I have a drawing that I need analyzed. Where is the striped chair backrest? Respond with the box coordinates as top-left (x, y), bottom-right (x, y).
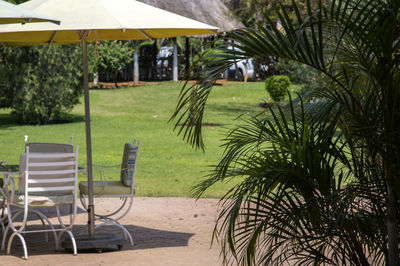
top-left (120, 140), bottom-right (141, 187)
top-left (19, 145), bottom-right (78, 196)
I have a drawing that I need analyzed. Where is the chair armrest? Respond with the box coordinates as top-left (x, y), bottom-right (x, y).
top-left (2, 171), bottom-right (16, 203)
top-left (93, 163), bottom-right (122, 182)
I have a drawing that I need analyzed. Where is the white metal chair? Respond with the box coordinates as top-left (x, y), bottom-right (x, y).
top-left (2, 139), bottom-right (79, 259)
top-left (0, 161), bottom-right (9, 234)
top-left (79, 140), bottom-right (141, 247)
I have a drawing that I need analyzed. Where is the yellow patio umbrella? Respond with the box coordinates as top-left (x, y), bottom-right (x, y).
top-left (0, 0), bottom-right (59, 25)
top-left (0, 0), bottom-right (218, 249)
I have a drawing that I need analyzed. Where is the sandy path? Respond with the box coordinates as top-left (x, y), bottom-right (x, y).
top-left (0, 197), bottom-right (223, 266)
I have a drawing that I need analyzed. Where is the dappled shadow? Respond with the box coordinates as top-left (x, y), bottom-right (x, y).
top-left (0, 113), bottom-right (19, 129)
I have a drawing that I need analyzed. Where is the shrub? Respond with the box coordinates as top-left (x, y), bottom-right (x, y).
top-left (265, 75), bottom-right (291, 102)
top-left (0, 45), bottom-right (83, 124)
top-left (274, 59), bottom-right (321, 93)
top-left (96, 41), bottom-right (133, 83)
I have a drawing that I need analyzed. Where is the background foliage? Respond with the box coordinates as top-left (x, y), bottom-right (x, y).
top-left (274, 59), bottom-right (321, 93)
top-left (0, 45), bottom-right (83, 124)
top-left (95, 41), bottom-right (133, 83)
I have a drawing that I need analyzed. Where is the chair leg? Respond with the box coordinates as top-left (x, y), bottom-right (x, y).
top-left (57, 229), bottom-right (77, 255)
top-left (30, 209), bottom-right (58, 247)
top-left (95, 197), bottom-right (128, 219)
top-left (2, 222), bottom-right (10, 250)
top-left (0, 199), bottom-right (7, 234)
top-left (81, 195), bottom-right (135, 247)
top-left (3, 209), bottom-right (29, 259)
top-left (94, 196), bottom-right (133, 223)
top-left (79, 193), bottom-right (88, 211)
top-left (0, 214), bottom-right (6, 234)
top-left (7, 231), bottom-right (28, 260)
top-left (95, 219), bottom-right (133, 246)
top-left (56, 206), bottom-right (67, 228)
top-left (2, 208), bottom-right (24, 251)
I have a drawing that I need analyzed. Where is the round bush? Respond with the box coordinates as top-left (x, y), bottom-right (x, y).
top-left (265, 75), bottom-right (291, 102)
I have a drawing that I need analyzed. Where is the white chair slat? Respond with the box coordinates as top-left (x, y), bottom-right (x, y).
top-left (28, 177), bottom-right (75, 184)
top-left (28, 169), bottom-right (75, 175)
top-left (29, 153), bottom-right (75, 159)
top-left (27, 186), bottom-right (75, 192)
top-left (29, 161), bottom-right (75, 167)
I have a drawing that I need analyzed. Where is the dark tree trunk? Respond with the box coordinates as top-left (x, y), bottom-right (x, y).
top-left (185, 37), bottom-right (190, 73)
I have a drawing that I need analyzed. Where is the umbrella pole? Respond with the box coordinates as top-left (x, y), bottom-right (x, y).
top-left (81, 34), bottom-right (95, 236)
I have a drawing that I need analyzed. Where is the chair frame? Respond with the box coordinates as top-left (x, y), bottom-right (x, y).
top-left (2, 142), bottom-right (79, 260)
top-left (0, 161), bottom-right (10, 233)
top-left (79, 140), bottom-right (140, 246)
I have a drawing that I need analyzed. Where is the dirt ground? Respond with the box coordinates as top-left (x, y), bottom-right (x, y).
top-left (0, 197), bottom-right (223, 266)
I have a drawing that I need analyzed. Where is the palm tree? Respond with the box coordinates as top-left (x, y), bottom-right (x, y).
top-left (172, 0), bottom-right (400, 265)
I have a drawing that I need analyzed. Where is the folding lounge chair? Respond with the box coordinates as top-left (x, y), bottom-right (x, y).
top-left (79, 140), bottom-right (141, 247)
top-left (2, 137), bottom-right (79, 259)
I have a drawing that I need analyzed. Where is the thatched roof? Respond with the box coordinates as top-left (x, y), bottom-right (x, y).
top-left (138, 0), bottom-right (243, 32)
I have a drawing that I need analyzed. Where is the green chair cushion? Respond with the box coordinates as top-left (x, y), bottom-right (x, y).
top-left (79, 181), bottom-right (131, 196)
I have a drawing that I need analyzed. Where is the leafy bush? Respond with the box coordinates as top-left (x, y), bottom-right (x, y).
top-left (274, 59), bottom-right (321, 93)
top-left (0, 45), bottom-right (83, 124)
top-left (264, 75), bottom-right (291, 101)
top-left (96, 41), bottom-right (133, 83)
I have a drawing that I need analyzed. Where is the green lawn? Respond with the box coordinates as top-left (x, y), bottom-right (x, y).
top-left (0, 81), bottom-right (301, 198)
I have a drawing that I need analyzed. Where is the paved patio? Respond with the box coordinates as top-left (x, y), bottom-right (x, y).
top-left (0, 197), bottom-right (222, 266)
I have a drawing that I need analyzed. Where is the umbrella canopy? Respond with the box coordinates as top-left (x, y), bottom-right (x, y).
top-left (0, 0), bottom-right (59, 25)
top-left (0, 0), bottom-right (218, 45)
top-left (0, 0), bottom-right (218, 240)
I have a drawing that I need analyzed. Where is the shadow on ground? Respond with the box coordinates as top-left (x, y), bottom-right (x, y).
top-left (0, 113), bottom-right (85, 130)
top-left (1, 223), bottom-right (194, 258)
top-left (205, 102), bottom-right (262, 114)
